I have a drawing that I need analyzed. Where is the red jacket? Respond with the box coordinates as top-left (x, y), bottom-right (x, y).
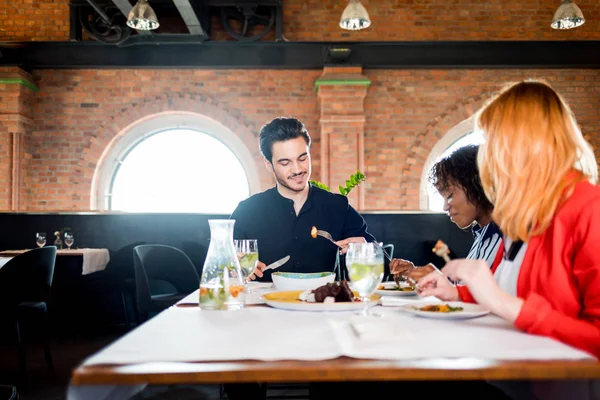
top-left (460, 179), bottom-right (600, 358)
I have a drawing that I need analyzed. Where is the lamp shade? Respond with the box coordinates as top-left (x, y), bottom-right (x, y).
top-left (127, 0), bottom-right (159, 31)
top-left (551, 0), bottom-right (585, 30)
top-left (339, 0), bottom-right (371, 31)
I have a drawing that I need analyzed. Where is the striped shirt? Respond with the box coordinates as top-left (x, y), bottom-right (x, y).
top-left (466, 221), bottom-right (503, 268)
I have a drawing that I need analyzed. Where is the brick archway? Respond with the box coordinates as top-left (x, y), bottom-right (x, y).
top-left (78, 93), bottom-right (265, 209)
top-left (399, 92), bottom-right (491, 209)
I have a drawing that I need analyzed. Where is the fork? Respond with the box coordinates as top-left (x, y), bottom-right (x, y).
top-left (316, 229), bottom-right (392, 261)
top-left (315, 229), bottom-right (342, 248)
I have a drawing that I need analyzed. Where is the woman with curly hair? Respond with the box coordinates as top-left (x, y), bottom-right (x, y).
top-left (391, 144), bottom-right (504, 301)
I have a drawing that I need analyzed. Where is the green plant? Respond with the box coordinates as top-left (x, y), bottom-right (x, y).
top-left (310, 180), bottom-right (331, 192)
top-left (310, 170), bottom-right (366, 197)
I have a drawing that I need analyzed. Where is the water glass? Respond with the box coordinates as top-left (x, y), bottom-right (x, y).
top-left (234, 239), bottom-right (259, 291)
top-left (346, 242), bottom-right (384, 316)
top-left (36, 232), bottom-right (46, 248)
top-left (64, 232), bottom-right (74, 250)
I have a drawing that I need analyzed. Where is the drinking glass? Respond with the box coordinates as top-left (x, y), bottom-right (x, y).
top-left (64, 232), bottom-right (74, 250)
top-left (234, 239), bottom-right (259, 292)
top-left (346, 242), bottom-right (384, 316)
top-left (36, 232), bottom-right (46, 248)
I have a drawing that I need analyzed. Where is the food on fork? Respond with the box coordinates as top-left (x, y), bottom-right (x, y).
top-left (432, 239), bottom-right (451, 263)
top-left (298, 281), bottom-right (355, 303)
top-left (310, 226), bottom-right (318, 239)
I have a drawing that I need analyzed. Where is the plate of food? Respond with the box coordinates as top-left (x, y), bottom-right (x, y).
top-left (398, 302), bottom-right (490, 319)
top-left (375, 281), bottom-right (417, 297)
top-left (263, 281), bottom-right (381, 312)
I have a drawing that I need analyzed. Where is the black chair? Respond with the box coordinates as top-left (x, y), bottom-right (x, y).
top-left (82, 242), bottom-right (146, 329)
top-left (133, 245), bottom-right (200, 323)
top-left (0, 385), bottom-right (18, 400)
top-left (0, 246), bottom-right (57, 376)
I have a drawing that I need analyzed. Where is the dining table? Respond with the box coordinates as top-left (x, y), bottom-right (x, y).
top-left (0, 248), bottom-right (110, 275)
top-left (68, 283), bottom-right (600, 400)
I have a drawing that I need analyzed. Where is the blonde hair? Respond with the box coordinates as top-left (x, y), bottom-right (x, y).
top-left (476, 80), bottom-right (598, 242)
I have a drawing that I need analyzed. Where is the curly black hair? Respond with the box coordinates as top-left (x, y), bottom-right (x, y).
top-left (428, 144), bottom-right (493, 212)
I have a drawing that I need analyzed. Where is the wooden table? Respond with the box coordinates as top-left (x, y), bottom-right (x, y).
top-left (0, 249), bottom-right (88, 257)
top-left (71, 295), bottom-right (600, 386)
top-left (71, 357), bottom-right (600, 386)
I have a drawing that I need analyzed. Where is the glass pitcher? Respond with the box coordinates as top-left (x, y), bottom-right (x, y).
top-left (199, 219), bottom-right (245, 310)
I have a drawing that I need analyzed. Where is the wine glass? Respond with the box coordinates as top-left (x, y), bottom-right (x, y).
top-left (234, 239), bottom-right (259, 292)
top-left (346, 242), bottom-right (384, 316)
top-left (64, 232), bottom-right (74, 250)
top-left (36, 232), bottom-right (46, 248)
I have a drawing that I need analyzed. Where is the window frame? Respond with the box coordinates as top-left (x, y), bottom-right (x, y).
top-left (91, 112), bottom-right (261, 211)
top-left (419, 115), bottom-right (477, 210)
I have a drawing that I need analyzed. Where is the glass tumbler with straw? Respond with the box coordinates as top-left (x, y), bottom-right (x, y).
top-left (346, 242), bottom-right (384, 316)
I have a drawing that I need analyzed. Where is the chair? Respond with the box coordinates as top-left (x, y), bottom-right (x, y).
top-left (0, 246), bottom-right (57, 376)
top-left (83, 242), bottom-right (146, 329)
top-left (0, 385), bottom-right (18, 400)
top-left (133, 245), bottom-right (200, 323)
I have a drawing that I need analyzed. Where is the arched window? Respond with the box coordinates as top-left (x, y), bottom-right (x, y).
top-left (109, 129), bottom-right (249, 212)
top-left (419, 115), bottom-right (485, 211)
top-left (427, 131), bottom-right (485, 211)
top-left (92, 112), bottom-right (261, 213)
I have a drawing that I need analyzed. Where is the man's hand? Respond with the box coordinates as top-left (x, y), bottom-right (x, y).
top-left (335, 237), bottom-right (367, 254)
top-left (247, 261), bottom-right (266, 281)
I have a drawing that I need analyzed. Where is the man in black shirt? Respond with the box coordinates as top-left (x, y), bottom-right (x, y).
top-left (225, 117), bottom-right (376, 400)
top-left (230, 117), bottom-right (376, 281)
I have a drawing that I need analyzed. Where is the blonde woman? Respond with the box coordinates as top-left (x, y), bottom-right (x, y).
top-left (418, 80), bottom-right (600, 361)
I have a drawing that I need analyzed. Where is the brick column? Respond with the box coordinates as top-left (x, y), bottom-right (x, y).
top-left (0, 68), bottom-right (38, 210)
top-left (315, 67), bottom-right (370, 210)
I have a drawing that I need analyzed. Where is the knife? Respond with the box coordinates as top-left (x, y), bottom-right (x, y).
top-left (263, 255), bottom-right (290, 272)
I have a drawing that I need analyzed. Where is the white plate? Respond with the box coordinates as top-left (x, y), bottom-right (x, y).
top-left (398, 301), bottom-right (490, 319)
top-left (246, 281), bottom-right (274, 290)
top-left (263, 291), bottom-right (381, 312)
top-left (375, 281), bottom-right (417, 297)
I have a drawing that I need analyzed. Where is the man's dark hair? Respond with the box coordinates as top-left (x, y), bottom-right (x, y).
top-left (428, 144), bottom-right (493, 212)
top-left (259, 117), bottom-right (311, 163)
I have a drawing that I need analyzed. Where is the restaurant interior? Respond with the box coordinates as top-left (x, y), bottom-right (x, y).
top-left (0, 0), bottom-right (599, 399)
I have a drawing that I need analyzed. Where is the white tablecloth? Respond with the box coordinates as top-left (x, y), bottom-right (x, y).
top-left (0, 257), bottom-right (12, 270)
top-left (0, 248), bottom-right (109, 275)
top-left (81, 297), bottom-right (593, 366)
top-left (70, 290), bottom-right (598, 400)
top-left (70, 248), bottom-right (110, 275)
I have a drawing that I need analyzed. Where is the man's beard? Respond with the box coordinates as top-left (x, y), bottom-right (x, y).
top-left (274, 170), bottom-right (309, 193)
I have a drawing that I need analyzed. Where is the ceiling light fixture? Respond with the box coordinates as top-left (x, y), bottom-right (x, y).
top-left (340, 0), bottom-right (371, 31)
top-left (127, 0), bottom-right (160, 31)
top-left (551, 0), bottom-right (585, 30)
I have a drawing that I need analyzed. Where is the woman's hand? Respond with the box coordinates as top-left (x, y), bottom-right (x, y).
top-left (407, 263), bottom-right (436, 282)
top-left (390, 259), bottom-right (437, 283)
top-left (417, 270), bottom-right (460, 301)
top-left (430, 259), bottom-right (524, 321)
top-left (389, 258), bottom-right (415, 277)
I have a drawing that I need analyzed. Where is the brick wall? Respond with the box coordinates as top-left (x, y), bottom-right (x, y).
top-left (1, 0), bottom-right (599, 42)
top-left (6, 68), bottom-right (596, 211)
